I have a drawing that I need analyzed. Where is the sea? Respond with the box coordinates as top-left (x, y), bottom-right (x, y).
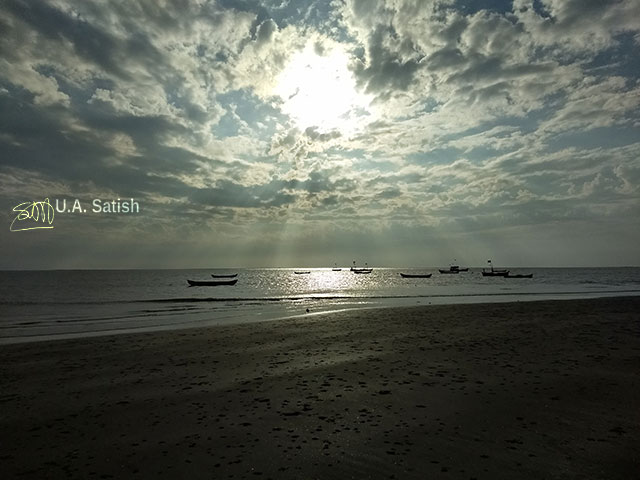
top-left (1, 267), bottom-right (639, 344)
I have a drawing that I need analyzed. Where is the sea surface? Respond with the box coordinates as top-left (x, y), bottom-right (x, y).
top-left (1, 267), bottom-right (639, 344)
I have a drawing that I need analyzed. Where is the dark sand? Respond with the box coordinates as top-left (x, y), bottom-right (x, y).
top-left (1, 297), bottom-right (639, 479)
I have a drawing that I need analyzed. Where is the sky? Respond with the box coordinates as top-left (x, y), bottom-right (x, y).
top-left (1, 0), bottom-right (639, 269)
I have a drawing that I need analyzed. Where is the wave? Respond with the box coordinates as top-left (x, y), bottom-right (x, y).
top-left (3, 288), bottom-right (640, 307)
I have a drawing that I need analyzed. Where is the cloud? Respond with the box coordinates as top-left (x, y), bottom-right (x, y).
top-left (512, 0), bottom-right (640, 54)
top-left (537, 76), bottom-right (640, 134)
top-left (256, 18), bottom-right (279, 47)
top-left (351, 24), bottom-right (422, 96)
top-left (304, 126), bottom-right (341, 142)
top-left (1, 0), bottom-right (639, 267)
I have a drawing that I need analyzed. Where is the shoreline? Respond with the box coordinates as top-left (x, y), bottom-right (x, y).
top-left (1, 296), bottom-right (639, 479)
top-left (2, 289), bottom-right (639, 345)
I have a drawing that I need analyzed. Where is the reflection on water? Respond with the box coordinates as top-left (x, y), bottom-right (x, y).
top-left (290, 268), bottom-right (374, 294)
top-left (1, 267), bottom-right (639, 343)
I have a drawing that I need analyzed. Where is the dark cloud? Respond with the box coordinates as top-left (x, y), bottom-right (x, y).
top-left (353, 25), bottom-right (422, 96)
top-left (0, 84), bottom-right (230, 204)
top-left (513, 0), bottom-right (640, 53)
top-left (3, 0), bottom-right (129, 79)
top-left (295, 170), bottom-right (355, 194)
top-left (190, 179), bottom-right (295, 208)
top-left (427, 47), bottom-right (466, 70)
top-left (375, 187), bottom-right (403, 200)
top-left (187, 169), bottom-right (356, 210)
top-left (256, 18), bottom-right (278, 46)
top-left (304, 127), bottom-right (341, 142)
top-left (437, 12), bottom-right (469, 45)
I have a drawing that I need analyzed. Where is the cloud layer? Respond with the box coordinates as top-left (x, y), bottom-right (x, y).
top-left (1, 0), bottom-right (639, 267)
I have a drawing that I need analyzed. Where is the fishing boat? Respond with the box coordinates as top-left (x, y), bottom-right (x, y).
top-left (438, 268), bottom-right (459, 274)
top-left (350, 261), bottom-right (372, 273)
top-left (439, 261), bottom-right (467, 274)
top-left (187, 279), bottom-right (238, 286)
top-left (332, 263), bottom-right (342, 271)
top-left (482, 267), bottom-right (509, 276)
top-left (505, 273), bottom-right (533, 279)
top-left (400, 273), bottom-right (432, 278)
top-left (294, 271), bottom-right (311, 274)
top-left (482, 260), bottom-right (509, 277)
top-left (482, 270), bottom-right (509, 277)
top-left (211, 273), bottom-right (238, 278)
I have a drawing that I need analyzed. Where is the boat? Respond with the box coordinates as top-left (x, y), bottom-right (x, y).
top-left (350, 261), bottom-right (372, 273)
top-left (332, 263), bottom-right (342, 271)
top-left (353, 269), bottom-right (372, 274)
top-left (482, 270), bottom-right (509, 277)
top-left (400, 273), bottom-right (432, 278)
top-left (482, 260), bottom-right (509, 277)
top-left (211, 273), bottom-right (238, 278)
top-left (439, 261), bottom-right (467, 274)
top-left (505, 273), bottom-right (533, 279)
top-left (294, 271), bottom-right (311, 274)
top-left (187, 279), bottom-right (238, 286)
top-left (438, 268), bottom-right (459, 274)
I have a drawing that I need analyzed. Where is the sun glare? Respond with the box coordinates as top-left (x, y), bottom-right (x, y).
top-left (274, 45), bottom-right (372, 134)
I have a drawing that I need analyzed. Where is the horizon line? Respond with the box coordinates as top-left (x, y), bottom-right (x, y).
top-left (1, 265), bottom-right (638, 272)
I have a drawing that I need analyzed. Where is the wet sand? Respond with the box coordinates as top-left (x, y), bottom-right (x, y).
top-left (1, 296), bottom-right (639, 479)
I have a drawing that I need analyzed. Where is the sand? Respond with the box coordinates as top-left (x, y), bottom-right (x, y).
top-left (1, 296), bottom-right (639, 479)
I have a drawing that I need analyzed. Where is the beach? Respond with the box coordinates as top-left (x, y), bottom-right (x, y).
top-left (1, 296), bottom-right (638, 479)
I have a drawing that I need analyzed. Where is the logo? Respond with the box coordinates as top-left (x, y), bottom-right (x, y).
top-left (10, 198), bottom-right (55, 232)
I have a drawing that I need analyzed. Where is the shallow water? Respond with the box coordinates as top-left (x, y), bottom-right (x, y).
top-left (1, 267), bottom-right (639, 343)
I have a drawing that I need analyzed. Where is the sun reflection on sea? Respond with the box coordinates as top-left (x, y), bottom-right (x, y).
top-left (288, 268), bottom-right (368, 296)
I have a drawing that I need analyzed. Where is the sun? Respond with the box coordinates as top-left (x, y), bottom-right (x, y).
top-left (274, 44), bottom-right (373, 134)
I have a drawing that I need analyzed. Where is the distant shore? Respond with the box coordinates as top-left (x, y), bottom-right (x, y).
top-left (1, 297), bottom-right (639, 479)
